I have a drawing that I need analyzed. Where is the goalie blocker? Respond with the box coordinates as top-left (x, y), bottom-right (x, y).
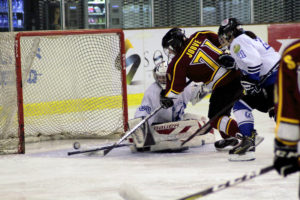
top-left (127, 114), bottom-right (215, 152)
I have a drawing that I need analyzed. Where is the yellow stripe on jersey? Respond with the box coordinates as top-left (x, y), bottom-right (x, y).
top-left (279, 117), bottom-right (300, 124)
top-left (211, 70), bottom-right (231, 90)
top-left (202, 39), bottom-right (223, 55)
top-left (226, 118), bottom-right (233, 135)
top-left (171, 90), bottom-right (181, 94)
top-left (276, 138), bottom-right (298, 146)
top-left (283, 42), bottom-right (300, 55)
top-left (275, 58), bottom-right (284, 135)
top-left (217, 117), bottom-right (222, 132)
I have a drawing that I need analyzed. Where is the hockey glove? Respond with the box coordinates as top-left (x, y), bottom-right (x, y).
top-left (218, 54), bottom-right (236, 70)
top-left (160, 90), bottom-right (174, 109)
top-left (274, 139), bottom-right (300, 177)
top-left (240, 76), bottom-right (261, 95)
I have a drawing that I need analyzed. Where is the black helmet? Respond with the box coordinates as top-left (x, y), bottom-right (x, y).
top-left (162, 28), bottom-right (186, 56)
top-left (218, 18), bottom-right (243, 44)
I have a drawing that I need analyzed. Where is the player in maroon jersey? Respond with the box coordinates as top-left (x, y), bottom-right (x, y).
top-left (273, 39), bottom-right (300, 177)
top-left (160, 28), bottom-right (244, 153)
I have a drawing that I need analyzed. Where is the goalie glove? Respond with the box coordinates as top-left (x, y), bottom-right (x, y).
top-left (240, 76), bottom-right (261, 95)
top-left (218, 54), bottom-right (236, 70)
top-left (160, 90), bottom-right (174, 109)
top-left (273, 139), bottom-right (300, 177)
top-left (191, 82), bottom-right (210, 105)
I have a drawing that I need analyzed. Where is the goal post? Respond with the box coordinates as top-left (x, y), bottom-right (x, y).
top-left (0, 29), bottom-right (128, 154)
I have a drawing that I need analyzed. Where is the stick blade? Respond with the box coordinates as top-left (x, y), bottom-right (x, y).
top-left (103, 143), bottom-right (116, 156)
top-left (103, 148), bottom-right (111, 156)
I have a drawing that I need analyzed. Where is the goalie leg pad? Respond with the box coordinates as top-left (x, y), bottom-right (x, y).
top-left (183, 113), bottom-right (214, 136)
top-left (128, 116), bottom-right (216, 152)
top-left (127, 118), bottom-right (155, 152)
top-left (151, 119), bottom-right (215, 151)
top-left (127, 118), bottom-right (145, 147)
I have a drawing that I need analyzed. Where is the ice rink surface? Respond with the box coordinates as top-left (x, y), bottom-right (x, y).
top-left (0, 98), bottom-right (298, 200)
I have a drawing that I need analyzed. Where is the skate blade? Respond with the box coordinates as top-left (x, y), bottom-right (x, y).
top-left (255, 136), bottom-right (264, 146)
top-left (228, 152), bottom-right (255, 161)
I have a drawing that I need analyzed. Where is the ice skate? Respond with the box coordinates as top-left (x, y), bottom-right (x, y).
top-left (214, 137), bottom-right (239, 151)
top-left (228, 131), bottom-right (256, 161)
top-left (236, 131), bottom-right (264, 148)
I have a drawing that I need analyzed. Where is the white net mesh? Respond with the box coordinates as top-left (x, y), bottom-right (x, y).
top-left (0, 30), bottom-right (127, 154)
top-left (0, 33), bottom-right (19, 154)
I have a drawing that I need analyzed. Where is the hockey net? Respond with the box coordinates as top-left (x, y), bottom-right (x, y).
top-left (0, 29), bottom-right (128, 154)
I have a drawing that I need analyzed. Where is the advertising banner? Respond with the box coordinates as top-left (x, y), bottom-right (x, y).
top-left (268, 23), bottom-right (300, 54)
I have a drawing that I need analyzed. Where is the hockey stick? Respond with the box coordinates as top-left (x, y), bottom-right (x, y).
top-left (181, 91), bottom-right (243, 146)
top-left (177, 165), bottom-right (274, 200)
top-left (67, 143), bottom-right (132, 156)
top-left (103, 105), bottom-right (163, 156)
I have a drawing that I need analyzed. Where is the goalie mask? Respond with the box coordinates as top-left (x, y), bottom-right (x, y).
top-left (153, 61), bottom-right (168, 89)
top-left (162, 28), bottom-right (187, 60)
top-left (218, 18), bottom-right (243, 46)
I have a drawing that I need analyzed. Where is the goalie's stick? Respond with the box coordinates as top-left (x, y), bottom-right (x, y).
top-left (67, 143), bottom-right (132, 156)
top-left (177, 165), bottom-right (274, 200)
top-left (103, 105), bottom-right (163, 156)
top-left (181, 91), bottom-right (243, 146)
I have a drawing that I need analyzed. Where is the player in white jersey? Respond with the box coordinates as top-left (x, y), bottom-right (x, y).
top-left (128, 61), bottom-right (215, 152)
top-left (218, 18), bottom-right (280, 161)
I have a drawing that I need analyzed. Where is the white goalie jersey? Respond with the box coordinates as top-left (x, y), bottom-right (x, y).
top-left (129, 82), bottom-right (214, 152)
top-left (134, 82), bottom-right (203, 125)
